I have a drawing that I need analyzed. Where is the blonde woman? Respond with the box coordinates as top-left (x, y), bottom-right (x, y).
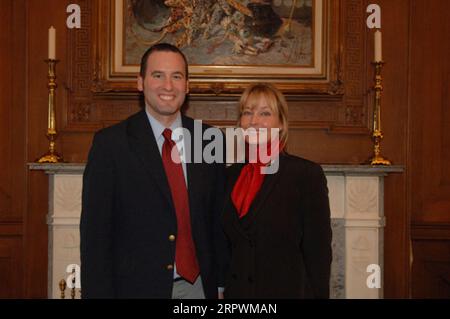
top-left (222, 83), bottom-right (332, 298)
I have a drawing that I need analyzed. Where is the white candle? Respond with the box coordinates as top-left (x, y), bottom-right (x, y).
top-left (48, 26), bottom-right (56, 60)
top-left (374, 29), bottom-right (382, 62)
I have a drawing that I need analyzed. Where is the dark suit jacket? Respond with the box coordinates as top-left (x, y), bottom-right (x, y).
top-left (222, 153), bottom-right (332, 298)
top-left (80, 110), bottom-right (228, 298)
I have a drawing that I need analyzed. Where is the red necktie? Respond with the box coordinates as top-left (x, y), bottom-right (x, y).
top-left (161, 128), bottom-right (199, 283)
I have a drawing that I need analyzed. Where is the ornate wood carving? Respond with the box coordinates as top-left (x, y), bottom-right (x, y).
top-left (341, 0), bottom-right (368, 128)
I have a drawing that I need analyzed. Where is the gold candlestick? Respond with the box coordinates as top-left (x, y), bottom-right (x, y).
top-left (368, 61), bottom-right (391, 165)
top-left (37, 59), bottom-right (63, 163)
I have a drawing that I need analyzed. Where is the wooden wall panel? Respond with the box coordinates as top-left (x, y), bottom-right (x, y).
top-left (411, 241), bottom-right (450, 298)
top-left (23, 172), bottom-right (48, 298)
top-left (0, 0), bottom-right (14, 221)
top-left (409, 0), bottom-right (450, 224)
top-left (411, 224), bottom-right (450, 298)
top-left (0, 231), bottom-right (23, 298)
top-left (0, 0), bottom-right (26, 298)
top-left (408, 0), bottom-right (450, 298)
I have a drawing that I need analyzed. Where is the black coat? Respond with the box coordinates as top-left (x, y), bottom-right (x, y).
top-left (80, 110), bottom-right (228, 298)
top-left (222, 153), bottom-right (332, 298)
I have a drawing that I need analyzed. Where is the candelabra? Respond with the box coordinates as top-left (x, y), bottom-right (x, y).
top-left (37, 59), bottom-right (64, 163)
top-left (368, 61), bottom-right (391, 165)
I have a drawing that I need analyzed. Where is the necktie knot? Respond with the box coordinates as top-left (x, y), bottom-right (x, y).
top-left (162, 128), bottom-right (173, 142)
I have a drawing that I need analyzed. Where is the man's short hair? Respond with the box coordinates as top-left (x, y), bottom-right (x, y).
top-left (139, 43), bottom-right (189, 79)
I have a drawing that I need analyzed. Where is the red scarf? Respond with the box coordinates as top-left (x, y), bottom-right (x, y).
top-left (231, 140), bottom-right (282, 218)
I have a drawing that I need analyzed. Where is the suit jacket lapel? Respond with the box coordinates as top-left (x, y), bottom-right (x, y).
top-left (126, 110), bottom-right (174, 209)
top-left (246, 162), bottom-right (283, 220)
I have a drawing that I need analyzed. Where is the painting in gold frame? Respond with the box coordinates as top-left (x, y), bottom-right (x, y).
top-left (93, 0), bottom-right (342, 95)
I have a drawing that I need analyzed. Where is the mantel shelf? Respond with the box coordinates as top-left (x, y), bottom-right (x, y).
top-left (29, 162), bottom-right (404, 175)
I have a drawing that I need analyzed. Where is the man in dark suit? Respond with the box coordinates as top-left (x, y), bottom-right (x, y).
top-left (80, 43), bottom-right (227, 298)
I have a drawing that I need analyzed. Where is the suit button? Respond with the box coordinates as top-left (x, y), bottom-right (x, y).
top-left (169, 235), bottom-right (176, 242)
top-left (166, 264), bottom-right (174, 270)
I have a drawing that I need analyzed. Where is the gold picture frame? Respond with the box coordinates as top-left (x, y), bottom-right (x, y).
top-left (92, 0), bottom-right (342, 95)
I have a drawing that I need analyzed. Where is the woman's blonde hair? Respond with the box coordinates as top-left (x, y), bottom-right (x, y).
top-left (238, 83), bottom-right (289, 148)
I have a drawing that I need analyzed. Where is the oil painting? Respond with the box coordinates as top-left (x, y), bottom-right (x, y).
top-left (125, 0), bottom-right (315, 66)
top-left (113, 0), bottom-right (326, 78)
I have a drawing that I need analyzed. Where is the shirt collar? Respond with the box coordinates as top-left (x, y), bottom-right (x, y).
top-left (145, 108), bottom-right (182, 141)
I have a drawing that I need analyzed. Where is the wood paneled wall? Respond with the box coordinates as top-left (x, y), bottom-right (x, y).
top-left (0, 0), bottom-right (448, 298)
top-left (0, 0), bottom-right (26, 298)
top-left (408, 0), bottom-right (450, 298)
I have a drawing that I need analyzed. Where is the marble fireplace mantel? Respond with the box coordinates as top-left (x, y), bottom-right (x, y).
top-left (29, 163), bottom-right (403, 299)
